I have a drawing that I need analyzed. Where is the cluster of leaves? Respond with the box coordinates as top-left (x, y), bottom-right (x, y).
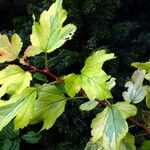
top-left (0, 0), bottom-right (149, 149)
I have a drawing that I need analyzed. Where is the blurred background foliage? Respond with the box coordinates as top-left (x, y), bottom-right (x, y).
top-left (0, 0), bottom-right (150, 149)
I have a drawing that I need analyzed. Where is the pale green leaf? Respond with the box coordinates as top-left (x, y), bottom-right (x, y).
top-left (146, 86), bottom-right (150, 108)
top-left (123, 70), bottom-right (147, 103)
top-left (30, 84), bottom-right (67, 130)
top-left (0, 65), bottom-right (32, 98)
top-left (0, 87), bottom-right (37, 131)
top-left (63, 73), bottom-right (81, 98)
top-left (91, 102), bottom-right (137, 150)
top-left (80, 101), bottom-right (99, 111)
top-left (25, 0), bottom-right (77, 57)
top-left (0, 34), bottom-right (22, 63)
top-left (64, 50), bottom-right (115, 100)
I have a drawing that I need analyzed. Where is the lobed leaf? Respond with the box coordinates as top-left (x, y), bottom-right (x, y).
top-left (0, 34), bottom-right (22, 63)
top-left (0, 65), bottom-right (32, 98)
top-left (24, 0), bottom-right (77, 58)
top-left (64, 50), bottom-right (115, 100)
top-left (91, 102), bottom-right (137, 150)
top-left (30, 84), bottom-right (67, 130)
top-left (0, 87), bottom-right (37, 131)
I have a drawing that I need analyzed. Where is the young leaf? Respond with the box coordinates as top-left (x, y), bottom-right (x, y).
top-left (80, 101), bottom-right (99, 111)
top-left (91, 102), bottom-right (137, 150)
top-left (122, 70), bottom-right (147, 103)
top-left (30, 84), bottom-right (67, 130)
top-left (0, 65), bottom-right (32, 98)
top-left (0, 34), bottom-right (22, 63)
top-left (0, 87), bottom-right (37, 131)
top-left (64, 50), bottom-right (115, 100)
top-left (25, 0), bottom-right (77, 57)
top-left (21, 131), bottom-right (42, 144)
top-left (132, 61), bottom-right (150, 81)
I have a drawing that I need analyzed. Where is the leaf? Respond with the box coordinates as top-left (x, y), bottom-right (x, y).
top-left (63, 73), bottom-right (81, 98)
top-left (0, 87), bottom-right (37, 131)
top-left (0, 65), bottom-right (32, 98)
top-left (146, 86), bottom-right (150, 108)
top-left (119, 133), bottom-right (136, 150)
top-left (21, 131), bottom-right (42, 144)
top-left (80, 101), bottom-right (99, 111)
top-left (33, 72), bottom-right (48, 82)
top-left (132, 62), bottom-right (150, 72)
top-left (30, 84), bottom-right (67, 130)
top-left (85, 133), bottom-right (136, 150)
top-left (25, 0), bottom-right (77, 57)
top-left (132, 61), bottom-right (150, 81)
top-left (91, 102), bottom-right (137, 150)
top-left (139, 140), bottom-right (150, 150)
top-left (0, 34), bottom-right (22, 63)
top-left (64, 50), bottom-right (115, 100)
top-left (122, 70), bottom-right (147, 103)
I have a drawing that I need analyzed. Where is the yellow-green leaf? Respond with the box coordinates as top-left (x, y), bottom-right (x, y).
top-left (64, 50), bottom-right (115, 100)
top-left (30, 84), bottom-right (67, 130)
top-left (146, 86), bottom-right (150, 108)
top-left (0, 87), bottom-right (37, 131)
top-left (64, 73), bottom-right (81, 98)
top-left (25, 0), bottom-right (77, 57)
top-left (91, 102), bottom-right (137, 150)
top-left (0, 65), bottom-right (32, 98)
top-left (0, 34), bottom-right (22, 63)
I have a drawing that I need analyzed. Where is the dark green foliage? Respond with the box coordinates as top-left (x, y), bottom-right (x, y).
top-left (0, 0), bottom-right (150, 149)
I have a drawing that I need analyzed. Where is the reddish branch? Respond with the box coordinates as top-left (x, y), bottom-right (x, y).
top-left (95, 98), bottom-right (150, 134)
top-left (24, 60), bottom-right (64, 82)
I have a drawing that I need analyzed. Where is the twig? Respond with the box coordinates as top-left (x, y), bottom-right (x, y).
top-left (24, 60), bottom-right (64, 82)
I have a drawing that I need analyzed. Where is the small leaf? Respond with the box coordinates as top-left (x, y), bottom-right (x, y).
top-left (64, 73), bottom-right (81, 98)
top-left (25, 0), bottom-right (77, 57)
top-left (0, 34), bottom-right (22, 63)
top-left (123, 70), bottom-right (147, 103)
top-left (21, 131), bottom-right (42, 144)
top-left (80, 101), bottom-right (99, 111)
top-left (33, 72), bottom-right (48, 82)
top-left (0, 87), bottom-right (37, 131)
top-left (132, 62), bottom-right (150, 72)
top-left (0, 65), bottom-right (32, 98)
top-left (91, 102), bottom-right (137, 150)
top-left (30, 84), bottom-right (67, 130)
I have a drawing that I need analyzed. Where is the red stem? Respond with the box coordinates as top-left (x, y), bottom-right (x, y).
top-left (95, 98), bottom-right (150, 134)
top-left (25, 60), bottom-right (64, 82)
